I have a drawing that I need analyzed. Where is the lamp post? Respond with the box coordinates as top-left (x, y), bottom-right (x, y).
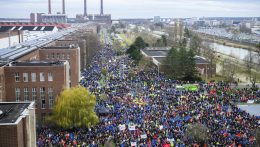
top-left (157, 65), bottom-right (160, 80)
top-left (8, 31), bottom-right (11, 48)
top-left (205, 64), bottom-right (208, 83)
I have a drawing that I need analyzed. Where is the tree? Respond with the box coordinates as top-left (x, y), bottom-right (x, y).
top-left (85, 32), bottom-right (99, 65)
top-left (185, 123), bottom-right (210, 146)
top-left (134, 37), bottom-right (149, 49)
top-left (174, 22), bottom-right (178, 41)
top-left (184, 27), bottom-right (191, 38)
top-left (127, 37), bottom-right (148, 63)
top-left (113, 39), bottom-right (124, 55)
top-left (222, 58), bottom-right (237, 82)
top-left (178, 47), bottom-right (188, 78)
top-left (154, 35), bottom-right (167, 47)
top-left (244, 51), bottom-right (255, 87)
top-left (49, 87), bottom-right (98, 128)
top-left (183, 49), bottom-right (198, 81)
top-left (190, 35), bottom-right (202, 55)
top-left (165, 47), bottom-right (179, 79)
top-left (256, 128), bottom-right (260, 146)
top-left (257, 43), bottom-right (260, 82)
top-left (165, 44), bottom-right (199, 81)
top-left (202, 42), bottom-right (216, 78)
top-left (179, 21), bottom-right (184, 39)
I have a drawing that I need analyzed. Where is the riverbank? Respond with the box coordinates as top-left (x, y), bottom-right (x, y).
top-left (198, 33), bottom-right (258, 52)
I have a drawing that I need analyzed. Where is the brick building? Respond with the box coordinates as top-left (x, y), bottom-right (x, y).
top-left (39, 46), bottom-right (80, 87)
top-left (0, 102), bottom-right (36, 147)
top-left (53, 39), bottom-right (87, 70)
top-left (0, 25), bottom-right (100, 123)
top-left (2, 61), bottom-right (70, 122)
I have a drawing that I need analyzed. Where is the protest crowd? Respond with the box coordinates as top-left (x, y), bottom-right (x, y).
top-left (37, 45), bottom-right (260, 147)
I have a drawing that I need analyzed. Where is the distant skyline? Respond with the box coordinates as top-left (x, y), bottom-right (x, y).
top-left (0, 0), bottom-right (260, 19)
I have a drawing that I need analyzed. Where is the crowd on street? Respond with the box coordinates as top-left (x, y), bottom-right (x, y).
top-left (37, 45), bottom-right (260, 147)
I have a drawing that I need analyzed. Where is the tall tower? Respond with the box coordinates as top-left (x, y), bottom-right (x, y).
top-left (100, 0), bottom-right (103, 15)
top-left (84, 0), bottom-right (87, 16)
top-left (62, 0), bottom-right (66, 14)
top-left (48, 0), bottom-right (52, 14)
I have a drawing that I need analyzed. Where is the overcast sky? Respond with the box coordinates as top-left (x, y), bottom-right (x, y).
top-left (0, 0), bottom-right (259, 19)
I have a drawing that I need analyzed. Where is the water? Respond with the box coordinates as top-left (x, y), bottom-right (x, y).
top-left (208, 42), bottom-right (258, 63)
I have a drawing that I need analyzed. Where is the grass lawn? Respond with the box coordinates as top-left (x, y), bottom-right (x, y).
top-left (119, 33), bottom-right (135, 45)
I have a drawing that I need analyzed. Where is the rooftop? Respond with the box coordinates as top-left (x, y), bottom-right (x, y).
top-left (153, 56), bottom-right (209, 65)
top-left (0, 27), bottom-right (76, 61)
top-left (142, 50), bottom-right (169, 57)
top-left (0, 26), bottom-right (56, 32)
top-left (0, 102), bottom-right (32, 124)
top-left (42, 45), bottom-right (78, 49)
top-left (6, 61), bottom-right (66, 67)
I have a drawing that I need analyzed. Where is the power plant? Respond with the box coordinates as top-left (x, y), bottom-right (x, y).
top-left (100, 0), bottom-right (104, 15)
top-left (84, 0), bottom-right (87, 16)
top-left (76, 0), bottom-right (111, 24)
top-left (48, 0), bottom-right (52, 14)
top-left (30, 0), bottom-right (111, 24)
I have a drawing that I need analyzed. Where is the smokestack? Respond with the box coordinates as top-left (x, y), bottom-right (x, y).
top-left (62, 0), bottom-right (65, 14)
top-left (48, 0), bottom-right (51, 14)
top-left (100, 0), bottom-right (103, 15)
top-left (84, 0), bottom-right (87, 16)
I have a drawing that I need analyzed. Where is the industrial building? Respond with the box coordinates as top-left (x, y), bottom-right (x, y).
top-left (0, 24), bottom-right (100, 123)
top-left (2, 61), bottom-right (70, 123)
top-left (76, 0), bottom-right (112, 24)
top-left (0, 102), bottom-right (36, 147)
top-left (30, 0), bottom-right (67, 23)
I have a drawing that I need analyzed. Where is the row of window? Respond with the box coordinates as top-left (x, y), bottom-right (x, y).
top-left (15, 87), bottom-right (54, 109)
top-left (15, 72), bottom-right (53, 82)
top-left (46, 53), bottom-right (70, 60)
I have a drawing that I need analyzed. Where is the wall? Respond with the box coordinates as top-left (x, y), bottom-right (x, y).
top-left (16, 50), bottom-right (40, 61)
top-left (0, 121), bottom-right (24, 147)
top-left (4, 65), bottom-right (68, 122)
top-left (39, 48), bottom-right (80, 87)
top-left (0, 67), bottom-right (5, 102)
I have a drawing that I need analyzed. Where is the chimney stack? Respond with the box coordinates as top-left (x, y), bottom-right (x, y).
top-left (48, 0), bottom-right (51, 14)
top-left (62, 0), bottom-right (65, 14)
top-left (84, 0), bottom-right (87, 16)
top-left (100, 0), bottom-right (103, 15)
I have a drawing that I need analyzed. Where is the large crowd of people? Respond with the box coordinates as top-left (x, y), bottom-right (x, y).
top-left (37, 45), bottom-right (260, 147)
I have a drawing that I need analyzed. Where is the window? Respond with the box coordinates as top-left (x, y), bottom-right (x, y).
top-left (15, 73), bottom-right (20, 82)
top-left (15, 88), bottom-right (20, 102)
top-left (51, 53), bottom-right (55, 59)
top-left (40, 87), bottom-right (45, 109)
top-left (31, 73), bottom-right (36, 82)
top-left (40, 72), bottom-right (45, 82)
top-left (61, 54), bottom-right (65, 59)
top-left (24, 88), bottom-right (29, 101)
top-left (48, 88), bottom-right (54, 108)
top-left (56, 53), bottom-right (60, 59)
top-left (32, 88), bottom-right (37, 101)
top-left (42, 113), bottom-right (46, 123)
top-left (67, 54), bottom-right (70, 59)
top-left (48, 72), bottom-right (53, 81)
top-left (23, 73), bottom-right (28, 82)
top-left (46, 54), bottom-right (49, 59)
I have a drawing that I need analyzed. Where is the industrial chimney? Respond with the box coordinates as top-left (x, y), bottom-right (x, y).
top-left (48, 0), bottom-right (52, 14)
top-left (62, 0), bottom-right (65, 14)
top-left (84, 0), bottom-right (87, 16)
top-left (100, 0), bottom-right (103, 15)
